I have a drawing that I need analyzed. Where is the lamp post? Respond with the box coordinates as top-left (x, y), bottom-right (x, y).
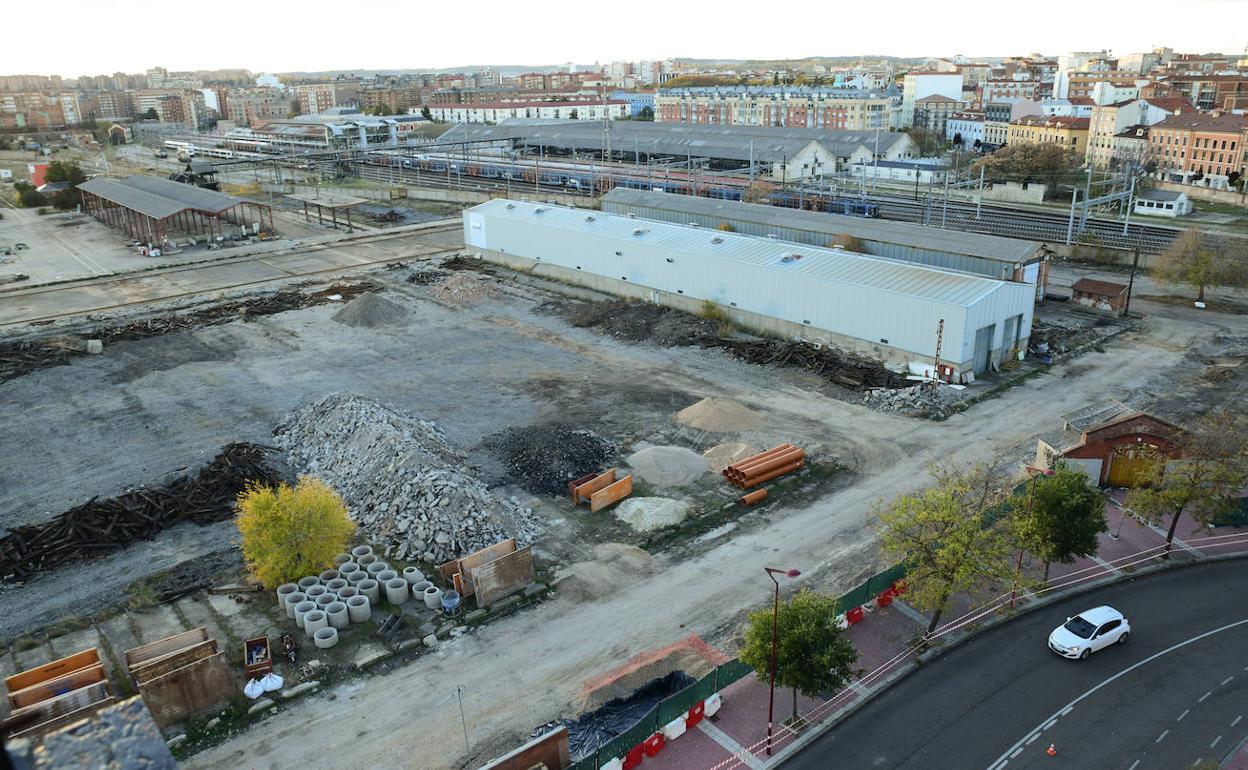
top-left (764, 566), bottom-right (801, 756)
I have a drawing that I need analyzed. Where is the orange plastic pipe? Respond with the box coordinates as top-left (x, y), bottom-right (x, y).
top-left (739, 489), bottom-right (769, 506)
top-left (727, 446), bottom-right (799, 481)
top-left (737, 449), bottom-right (806, 481)
top-left (722, 444), bottom-right (793, 478)
top-left (738, 459), bottom-right (804, 488)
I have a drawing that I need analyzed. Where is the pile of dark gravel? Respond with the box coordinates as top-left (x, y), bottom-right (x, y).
top-left (485, 425), bottom-right (616, 496)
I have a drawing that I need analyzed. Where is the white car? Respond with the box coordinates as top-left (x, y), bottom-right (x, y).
top-left (1048, 605), bottom-right (1130, 659)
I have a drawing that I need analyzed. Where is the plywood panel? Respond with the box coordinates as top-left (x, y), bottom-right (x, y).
top-left (10, 697), bottom-right (117, 740)
top-left (8, 664), bottom-right (106, 710)
top-left (139, 652), bottom-right (234, 728)
top-left (573, 470), bottom-right (616, 504)
top-left (590, 475), bottom-right (633, 512)
top-left (440, 539), bottom-right (518, 596)
top-left (5, 649), bottom-right (99, 695)
top-left (130, 640), bottom-right (218, 686)
top-left (11, 681), bottom-right (110, 722)
top-left (124, 628), bottom-right (209, 670)
top-left (473, 547), bottom-right (536, 607)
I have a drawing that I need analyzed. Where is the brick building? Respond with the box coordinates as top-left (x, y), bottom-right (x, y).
top-left (1147, 111), bottom-right (1248, 187)
top-left (655, 87), bottom-right (894, 130)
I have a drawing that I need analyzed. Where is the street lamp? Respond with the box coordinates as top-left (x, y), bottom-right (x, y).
top-left (764, 566), bottom-right (801, 756)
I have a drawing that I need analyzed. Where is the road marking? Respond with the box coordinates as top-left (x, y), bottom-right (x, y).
top-left (1026, 732), bottom-right (1040, 745)
top-left (1177, 709), bottom-right (1190, 721)
top-left (1232, 715), bottom-right (1243, 727)
top-left (1059, 706), bottom-right (1074, 717)
top-left (697, 721), bottom-right (766, 770)
top-left (890, 598), bottom-right (929, 627)
top-left (1199, 691), bottom-right (1212, 703)
top-left (1043, 718), bottom-right (1057, 731)
top-left (1009, 747), bottom-right (1024, 759)
top-left (983, 616), bottom-right (1248, 770)
top-left (1091, 555), bottom-right (1122, 575)
top-left (1156, 729), bottom-right (1169, 743)
top-left (1222, 676), bottom-right (1235, 686)
top-left (1127, 760), bottom-right (1141, 770)
top-left (1211, 735), bottom-right (1223, 749)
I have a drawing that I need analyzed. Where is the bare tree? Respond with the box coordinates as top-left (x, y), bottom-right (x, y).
top-left (1152, 229), bottom-right (1246, 302)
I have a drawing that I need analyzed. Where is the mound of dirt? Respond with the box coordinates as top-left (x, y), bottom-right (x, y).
top-left (614, 497), bottom-right (693, 532)
top-left (702, 442), bottom-right (760, 473)
top-left (626, 446), bottom-right (709, 487)
top-left (331, 292), bottom-right (406, 328)
top-left (675, 397), bottom-right (762, 432)
top-left (556, 543), bottom-right (654, 604)
top-left (431, 272), bottom-right (499, 305)
top-left (485, 425), bottom-right (616, 496)
top-left (566, 300), bottom-right (719, 346)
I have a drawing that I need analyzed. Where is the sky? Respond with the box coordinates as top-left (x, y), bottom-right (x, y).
top-left (5, 0), bottom-right (1247, 77)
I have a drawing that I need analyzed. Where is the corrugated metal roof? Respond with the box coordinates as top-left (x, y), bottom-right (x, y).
top-left (438, 120), bottom-right (913, 162)
top-left (473, 199), bottom-right (1004, 307)
top-left (78, 175), bottom-right (251, 219)
top-left (600, 189), bottom-right (1042, 264)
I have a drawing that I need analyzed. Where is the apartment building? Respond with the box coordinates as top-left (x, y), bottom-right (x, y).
top-left (983, 101), bottom-right (1043, 148)
top-left (913, 95), bottom-right (966, 137)
top-left (361, 84), bottom-right (426, 114)
top-left (946, 111), bottom-right (986, 148)
top-left (96, 90), bottom-right (135, 121)
top-left (981, 79), bottom-right (1039, 104)
top-left (1085, 97), bottom-right (1189, 168)
top-left (900, 71), bottom-right (963, 128)
top-left (428, 100), bottom-right (628, 123)
top-left (293, 84), bottom-right (338, 115)
top-left (1007, 115), bottom-right (1090, 156)
top-left (655, 87), bottom-right (895, 130)
top-left (226, 88), bottom-right (296, 127)
top-left (1144, 74), bottom-right (1248, 111)
top-left (1147, 111), bottom-right (1248, 188)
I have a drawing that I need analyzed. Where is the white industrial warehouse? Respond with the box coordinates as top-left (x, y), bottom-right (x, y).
top-left (464, 199), bottom-right (1035, 376)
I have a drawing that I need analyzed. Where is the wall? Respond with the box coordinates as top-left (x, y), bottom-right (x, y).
top-left (979, 181), bottom-right (1047, 205)
top-left (1152, 180), bottom-right (1247, 208)
top-left (263, 183), bottom-right (588, 207)
top-left (477, 726), bottom-right (570, 770)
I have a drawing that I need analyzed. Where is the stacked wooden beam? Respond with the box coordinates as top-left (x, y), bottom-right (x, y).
top-left (4, 648), bottom-right (115, 739)
top-left (722, 444), bottom-right (806, 489)
top-left (124, 628), bottom-right (233, 728)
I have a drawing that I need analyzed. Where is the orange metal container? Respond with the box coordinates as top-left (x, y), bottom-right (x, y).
top-left (739, 489), bottom-right (769, 506)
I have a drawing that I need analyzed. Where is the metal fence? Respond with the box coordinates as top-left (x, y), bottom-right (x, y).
top-left (834, 563), bottom-right (907, 614)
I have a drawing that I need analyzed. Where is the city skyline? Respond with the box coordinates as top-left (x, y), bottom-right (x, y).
top-left (6, 0), bottom-right (1247, 78)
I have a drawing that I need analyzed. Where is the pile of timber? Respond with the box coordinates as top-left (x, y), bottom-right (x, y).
top-left (4, 648), bottom-right (114, 739)
top-left (722, 444), bottom-right (806, 489)
top-left (714, 339), bottom-right (903, 390)
top-left (0, 443), bottom-right (278, 582)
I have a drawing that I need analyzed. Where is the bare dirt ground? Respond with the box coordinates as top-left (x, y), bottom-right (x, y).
top-left (4, 233), bottom-right (1247, 768)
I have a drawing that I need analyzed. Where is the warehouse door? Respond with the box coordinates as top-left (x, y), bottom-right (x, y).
top-left (1107, 443), bottom-right (1157, 487)
top-left (972, 323), bottom-right (995, 374)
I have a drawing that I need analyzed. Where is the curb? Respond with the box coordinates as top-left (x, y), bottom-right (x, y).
top-left (768, 550), bottom-right (1248, 766)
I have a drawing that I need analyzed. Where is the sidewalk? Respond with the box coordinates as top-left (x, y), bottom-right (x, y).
top-left (637, 500), bottom-right (1248, 770)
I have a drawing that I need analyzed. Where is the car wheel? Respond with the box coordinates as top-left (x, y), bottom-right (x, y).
top-left (1079, 648), bottom-right (1090, 660)
top-left (1117, 631), bottom-right (1128, 645)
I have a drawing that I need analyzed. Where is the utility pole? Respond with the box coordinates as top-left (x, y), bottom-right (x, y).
top-left (1065, 187), bottom-right (1078, 245)
top-left (1124, 245), bottom-right (1140, 317)
top-left (976, 164), bottom-right (984, 220)
top-left (456, 686), bottom-right (469, 752)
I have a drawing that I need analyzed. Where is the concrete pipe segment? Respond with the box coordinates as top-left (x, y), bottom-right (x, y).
top-left (423, 585), bottom-right (443, 611)
top-left (346, 570), bottom-right (369, 586)
top-left (359, 579), bottom-right (381, 606)
top-left (376, 569), bottom-right (398, 587)
top-left (338, 586), bottom-right (359, 600)
top-left (315, 594), bottom-right (336, 609)
top-left (303, 610), bottom-right (328, 639)
top-left (412, 580), bottom-right (433, 599)
top-left (326, 601), bottom-right (349, 629)
top-left (346, 595), bottom-right (371, 623)
top-left (326, 578), bottom-right (348, 593)
top-left (293, 600), bottom-right (317, 629)
top-left (333, 553), bottom-right (352, 566)
top-left (385, 578), bottom-right (410, 605)
top-left (319, 569), bottom-right (340, 582)
top-left (306, 585), bottom-right (329, 601)
top-left (298, 575), bottom-right (321, 591)
top-left (365, 561), bottom-right (388, 578)
top-left (276, 583), bottom-right (298, 610)
top-left (357, 554), bottom-right (377, 567)
top-left (313, 627), bottom-right (339, 649)
top-left (403, 567), bottom-right (426, 586)
top-left (351, 545), bottom-right (373, 559)
top-left (284, 592), bottom-right (307, 619)
top-left (339, 562), bottom-right (360, 576)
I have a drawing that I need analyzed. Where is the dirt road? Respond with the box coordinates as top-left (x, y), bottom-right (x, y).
top-left (184, 301), bottom-right (1228, 769)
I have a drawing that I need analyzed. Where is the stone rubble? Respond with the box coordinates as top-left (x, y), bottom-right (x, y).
top-left (275, 393), bottom-right (538, 565)
top-left (862, 382), bottom-right (966, 417)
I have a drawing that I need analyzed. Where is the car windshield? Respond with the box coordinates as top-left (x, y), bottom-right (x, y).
top-left (1064, 616), bottom-right (1097, 639)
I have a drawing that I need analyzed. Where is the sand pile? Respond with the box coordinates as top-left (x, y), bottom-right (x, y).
top-left (275, 393), bottom-right (538, 563)
top-left (614, 497), bottom-right (693, 532)
top-left (556, 543), bottom-right (654, 604)
top-left (432, 272), bottom-right (498, 305)
top-left (702, 443), bottom-right (760, 473)
top-left (675, 397), bottom-right (763, 432)
top-left (331, 292), bottom-right (406, 328)
top-left (626, 446), bottom-right (709, 487)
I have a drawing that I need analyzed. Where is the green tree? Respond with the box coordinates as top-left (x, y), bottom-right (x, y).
top-left (739, 589), bottom-right (858, 721)
top-left (636, 106), bottom-right (654, 121)
top-left (420, 105), bottom-right (433, 121)
top-left (1125, 410), bottom-right (1248, 556)
top-left (878, 463), bottom-right (1015, 634)
top-left (44, 161), bottom-right (87, 210)
top-left (1010, 464), bottom-right (1107, 580)
top-left (13, 181), bottom-right (47, 208)
top-left (972, 143), bottom-right (1080, 193)
top-left (1152, 229), bottom-right (1245, 302)
top-left (235, 477), bottom-right (356, 588)
top-left (142, 107), bottom-right (159, 120)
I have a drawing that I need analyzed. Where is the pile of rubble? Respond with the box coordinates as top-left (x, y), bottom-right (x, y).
top-left (485, 425), bottom-right (616, 496)
top-left (431, 273), bottom-right (499, 305)
top-left (275, 394), bottom-right (538, 564)
top-left (862, 382), bottom-right (966, 417)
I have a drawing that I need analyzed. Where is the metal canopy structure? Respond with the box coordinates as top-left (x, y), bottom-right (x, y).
top-left (78, 176), bottom-right (274, 246)
top-left (285, 192), bottom-right (367, 232)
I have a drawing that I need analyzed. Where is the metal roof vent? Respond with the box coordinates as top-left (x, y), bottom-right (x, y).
top-left (534, 207), bottom-right (547, 214)
top-left (505, 202), bottom-right (516, 209)
top-left (766, 233), bottom-right (778, 239)
top-left (627, 212), bottom-right (637, 218)
top-left (632, 228), bottom-right (649, 236)
top-left (710, 236), bottom-right (724, 244)
top-left (585, 215), bottom-right (596, 222)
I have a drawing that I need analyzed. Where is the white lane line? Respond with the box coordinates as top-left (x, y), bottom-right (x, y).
top-left (1232, 715), bottom-right (1243, 727)
top-left (1156, 729), bottom-right (1169, 743)
top-left (1222, 676), bottom-right (1235, 686)
top-left (1127, 760), bottom-right (1141, 770)
top-left (1177, 709), bottom-right (1190, 721)
top-left (697, 721), bottom-right (766, 770)
top-left (1211, 735), bottom-right (1223, 749)
top-left (983, 617), bottom-right (1248, 770)
top-left (1091, 555), bottom-right (1122, 575)
top-left (1026, 732), bottom-right (1040, 745)
top-left (1009, 746), bottom-right (1024, 759)
top-left (1059, 706), bottom-right (1074, 717)
top-left (1199, 691), bottom-right (1213, 703)
top-left (1043, 718), bottom-right (1057, 731)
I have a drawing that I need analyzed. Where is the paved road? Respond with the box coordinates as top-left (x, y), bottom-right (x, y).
top-left (784, 560), bottom-right (1248, 770)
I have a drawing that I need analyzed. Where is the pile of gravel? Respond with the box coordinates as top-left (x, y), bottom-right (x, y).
top-left (626, 445), bottom-right (710, 487)
top-left (331, 292), bottom-right (406, 328)
top-left (675, 397), bottom-right (762, 432)
top-left (275, 393), bottom-right (537, 564)
top-left (485, 425), bottom-right (616, 496)
top-left (431, 272), bottom-right (498, 305)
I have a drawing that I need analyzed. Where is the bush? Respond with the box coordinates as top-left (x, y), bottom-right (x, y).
top-left (236, 477), bottom-right (356, 589)
top-left (716, 222), bottom-right (735, 232)
top-left (697, 299), bottom-right (730, 324)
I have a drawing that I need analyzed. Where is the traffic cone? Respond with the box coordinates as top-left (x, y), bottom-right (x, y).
top-left (1046, 743), bottom-right (1057, 757)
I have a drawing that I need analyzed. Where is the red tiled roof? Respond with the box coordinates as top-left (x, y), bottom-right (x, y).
top-left (1072, 278), bottom-right (1128, 296)
top-left (1151, 112), bottom-right (1248, 132)
top-left (1011, 115), bottom-right (1091, 129)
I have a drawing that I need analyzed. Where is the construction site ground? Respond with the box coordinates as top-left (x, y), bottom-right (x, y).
top-left (3, 223), bottom-right (1248, 768)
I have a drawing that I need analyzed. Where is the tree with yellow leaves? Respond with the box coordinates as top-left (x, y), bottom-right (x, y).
top-left (236, 477), bottom-right (356, 589)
